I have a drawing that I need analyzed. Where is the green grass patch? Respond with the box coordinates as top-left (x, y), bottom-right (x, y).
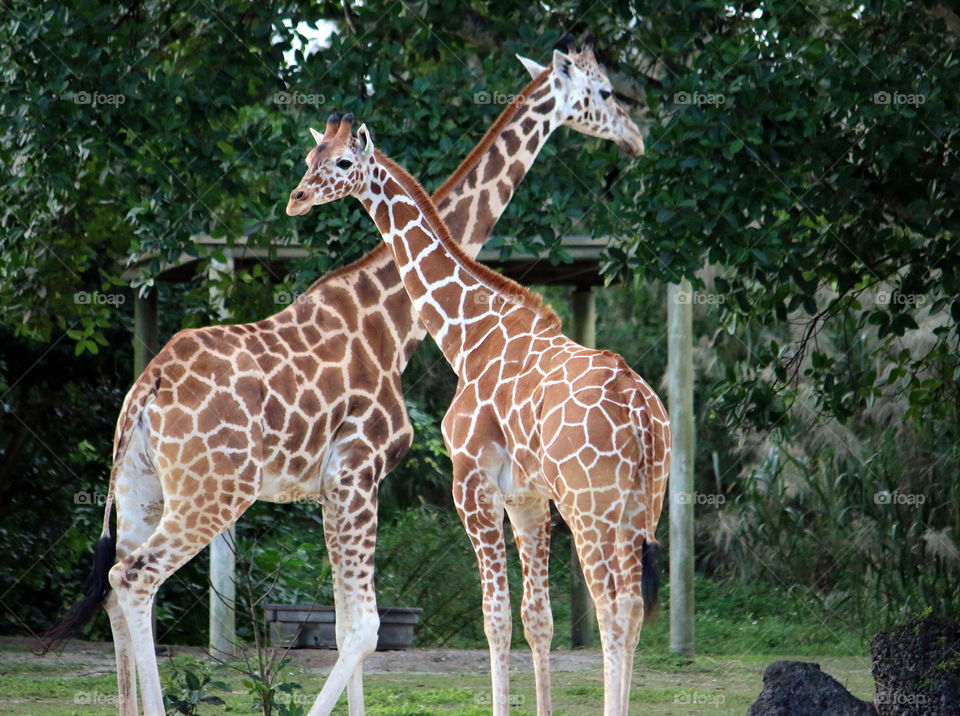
top-left (0, 647), bottom-right (876, 716)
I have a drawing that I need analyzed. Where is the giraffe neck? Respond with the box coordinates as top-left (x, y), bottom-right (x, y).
top-left (359, 151), bottom-right (559, 371)
top-left (298, 71), bottom-right (565, 369)
top-left (431, 70), bottom-right (563, 255)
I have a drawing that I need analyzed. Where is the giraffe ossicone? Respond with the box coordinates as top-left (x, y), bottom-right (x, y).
top-left (289, 112), bottom-right (670, 716)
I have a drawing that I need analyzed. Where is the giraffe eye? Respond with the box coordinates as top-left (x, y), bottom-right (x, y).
top-left (336, 159), bottom-right (353, 170)
top-left (599, 89), bottom-right (613, 100)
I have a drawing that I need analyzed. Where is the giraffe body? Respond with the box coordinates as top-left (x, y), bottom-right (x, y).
top-left (286, 82), bottom-right (668, 716)
top-left (45, 40), bottom-right (644, 716)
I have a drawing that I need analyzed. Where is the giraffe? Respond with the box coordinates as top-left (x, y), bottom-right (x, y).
top-left (43, 38), bottom-right (644, 716)
top-left (285, 112), bottom-right (669, 716)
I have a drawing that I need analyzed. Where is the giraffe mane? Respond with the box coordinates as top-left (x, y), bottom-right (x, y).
top-left (375, 149), bottom-right (562, 329)
top-left (298, 68), bottom-right (553, 292)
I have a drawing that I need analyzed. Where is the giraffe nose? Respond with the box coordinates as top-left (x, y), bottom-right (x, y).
top-left (291, 189), bottom-right (306, 201)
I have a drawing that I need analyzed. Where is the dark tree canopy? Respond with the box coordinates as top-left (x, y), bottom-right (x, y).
top-left (3, 0), bottom-right (958, 424)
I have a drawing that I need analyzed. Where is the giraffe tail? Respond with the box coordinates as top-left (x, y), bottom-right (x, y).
top-left (641, 538), bottom-right (661, 622)
top-left (40, 369), bottom-right (158, 653)
top-left (627, 375), bottom-right (670, 624)
top-left (38, 531), bottom-right (116, 652)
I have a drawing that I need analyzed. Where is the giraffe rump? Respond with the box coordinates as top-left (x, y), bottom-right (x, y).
top-left (40, 531), bottom-right (116, 652)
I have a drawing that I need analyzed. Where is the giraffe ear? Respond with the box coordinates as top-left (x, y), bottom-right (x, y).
top-left (516, 54), bottom-right (547, 79)
top-left (552, 49), bottom-right (574, 78)
top-left (357, 123), bottom-right (375, 156)
top-left (309, 127), bottom-right (323, 145)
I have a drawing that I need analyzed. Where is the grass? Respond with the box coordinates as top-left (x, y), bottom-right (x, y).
top-left (0, 575), bottom-right (876, 714)
top-left (0, 646), bottom-right (876, 716)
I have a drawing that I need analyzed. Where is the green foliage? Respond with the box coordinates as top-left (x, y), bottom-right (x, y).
top-left (240, 658), bottom-right (306, 716)
top-left (161, 656), bottom-right (230, 715)
top-left (601, 0), bottom-right (960, 424)
top-left (714, 418), bottom-right (960, 631)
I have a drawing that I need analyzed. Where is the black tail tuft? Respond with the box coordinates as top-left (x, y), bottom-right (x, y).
top-left (40, 533), bottom-right (116, 653)
top-left (641, 539), bottom-right (661, 622)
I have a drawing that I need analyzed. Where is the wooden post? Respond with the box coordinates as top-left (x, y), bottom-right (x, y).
top-left (133, 289), bottom-right (159, 378)
top-left (210, 526), bottom-right (238, 657)
top-left (667, 281), bottom-right (695, 657)
top-left (208, 253), bottom-right (238, 657)
top-left (569, 286), bottom-right (596, 648)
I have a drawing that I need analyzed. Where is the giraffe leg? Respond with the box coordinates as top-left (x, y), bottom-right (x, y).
top-left (109, 479), bottom-right (258, 715)
top-left (618, 597), bottom-right (644, 716)
top-left (104, 591), bottom-right (138, 716)
top-left (581, 547), bottom-right (645, 716)
top-left (505, 497), bottom-right (553, 716)
top-left (595, 595), bottom-right (627, 716)
top-left (108, 434), bottom-right (164, 716)
top-left (322, 499), bottom-right (365, 716)
top-left (561, 508), bottom-right (637, 716)
top-left (453, 457), bottom-right (512, 716)
top-left (617, 528), bottom-right (649, 716)
top-left (306, 467), bottom-right (380, 716)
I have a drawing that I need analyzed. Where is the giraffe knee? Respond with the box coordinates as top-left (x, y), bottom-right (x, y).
top-left (108, 556), bottom-right (159, 599)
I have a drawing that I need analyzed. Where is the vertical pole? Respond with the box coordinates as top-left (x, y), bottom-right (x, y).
top-left (210, 526), bottom-right (238, 657)
top-left (208, 254), bottom-right (238, 657)
top-left (569, 286), bottom-right (596, 648)
top-left (133, 288), bottom-right (159, 378)
top-left (667, 281), bottom-right (695, 657)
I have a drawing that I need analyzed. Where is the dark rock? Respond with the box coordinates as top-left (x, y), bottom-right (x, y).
top-left (748, 660), bottom-right (878, 716)
top-left (871, 616), bottom-right (960, 715)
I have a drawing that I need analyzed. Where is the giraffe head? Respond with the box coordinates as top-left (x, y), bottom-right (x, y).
top-left (517, 34), bottom-right (644, 155)
top-left (286, 113), bottom-right (374, 216)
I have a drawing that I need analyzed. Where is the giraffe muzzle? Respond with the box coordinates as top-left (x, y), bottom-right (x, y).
top-left (286, 188), bottom-right (313, 216)
top-left (620, 132), bottom-right (645, 156)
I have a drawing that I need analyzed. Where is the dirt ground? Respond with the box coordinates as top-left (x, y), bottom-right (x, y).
top-left (0, 636), bottom-right (604, 674)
